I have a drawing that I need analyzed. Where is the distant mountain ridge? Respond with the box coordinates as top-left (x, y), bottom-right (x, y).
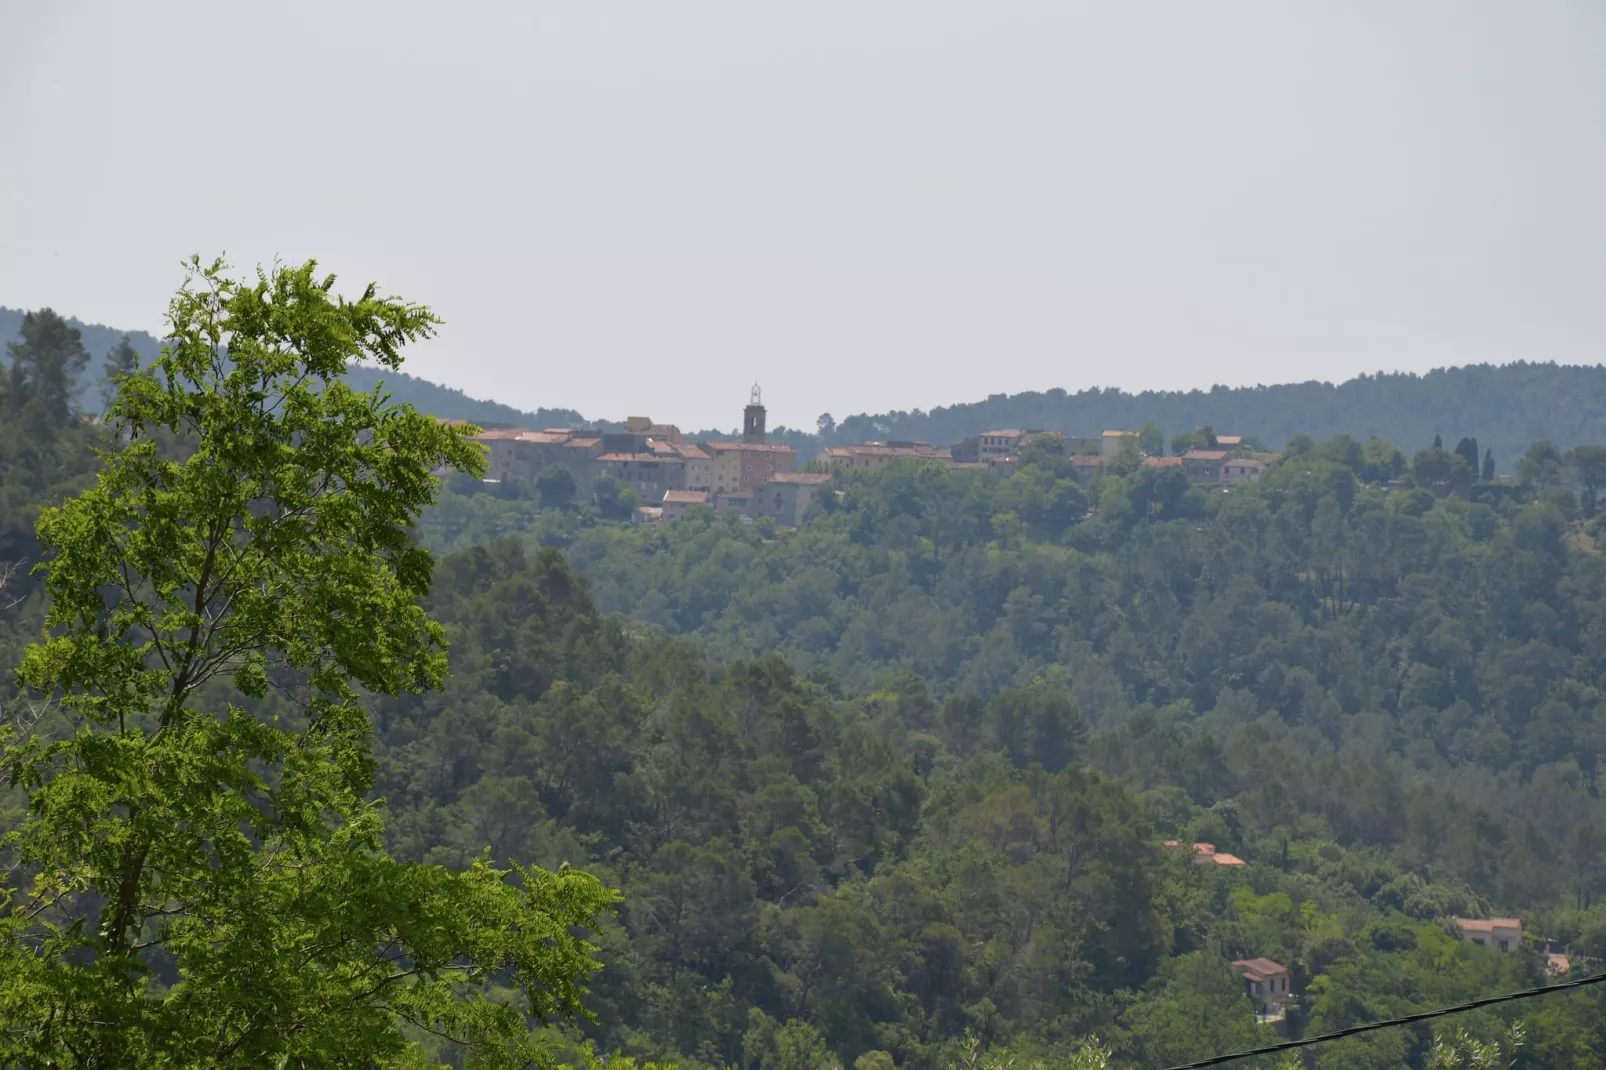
top-left (6, 305), bottom-right (1603, 464)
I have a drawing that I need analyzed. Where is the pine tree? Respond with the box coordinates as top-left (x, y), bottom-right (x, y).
top-left (5, 308), bottom-right (89, 426)
top-left (100, 334), bottom-right (142, 415)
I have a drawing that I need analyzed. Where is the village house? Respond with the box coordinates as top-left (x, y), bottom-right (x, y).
top-left (1101, 430), bottom-right (1137, 456)
top-left (747, 472), bottom-right (833, 526)
top-left (660, 489), bottom-right (710, 520)
top-left (1455, 918), bottom-right (1523, 952)
top-left (978, 429), bottom-right (1030, 461)
top-left (595, 451), bottom-right (687, 500)
top-left (1233, 958), bottom-right (1292, 1018)
top-left (1068, 454), bottom-right (1108, 484)
top-left (714, 490), bottom-right (753, 513)
top-left (817, 441), bottom-right (954, 471)
top-left (707, 441), bottom-right (797, 493)
top-left (1182, 449), bottom-right (1232, 483)
top-left (1162, 841), bottom-right (1247, 867)
top-left (986, 455), bottom-right (1018, 477)
top-left (1221, 457), bottom-right (1266, 484)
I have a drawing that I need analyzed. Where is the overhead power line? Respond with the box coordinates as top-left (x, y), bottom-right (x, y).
top-left (1163, 970), bottom-right (1606, 1069)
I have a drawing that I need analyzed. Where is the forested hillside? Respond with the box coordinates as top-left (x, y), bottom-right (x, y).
top-left (9, 305), bottom-right (1606, 464)
top-left (818, 364), bottom-right (1606, 466)
top-left (402, 430), bottom-right (1606, 1066)
top-left (6, 302), bottom-right (1606, 1068)
top-left (0, 305), bottom-right (588, 431)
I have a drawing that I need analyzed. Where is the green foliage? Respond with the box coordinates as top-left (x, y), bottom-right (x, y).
top-left (539, 464), bottom-right (580, 509)
top-left (1427, 1022), bottom-right (1523, 1070)
top-left (7, 297), bottom-right (1606, 1067)
top-left (5, 308), bottom-right (91, 426)
top-left (100, 333), bottom-right (142, 415)
top-left (594, 475), bottom-right (640, 520)
top-left (0, 258), bottom-right (616, 1066)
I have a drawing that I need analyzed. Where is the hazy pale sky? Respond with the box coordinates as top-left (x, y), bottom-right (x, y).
top-left (3, 2), bottom-right (1604, 431)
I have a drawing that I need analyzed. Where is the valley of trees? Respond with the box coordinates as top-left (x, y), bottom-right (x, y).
top-left (4, 287), bottom-right (1606, 1068)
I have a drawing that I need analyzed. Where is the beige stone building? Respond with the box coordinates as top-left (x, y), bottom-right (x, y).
top-left (661, 489), bottom-right (711, 520)
top-left (1455, 918), bottom-right (1523, 952)
top-left (747, 472), bottom-right (833, 526)
top-left (1233, 958), bottom-right (1292, 1018)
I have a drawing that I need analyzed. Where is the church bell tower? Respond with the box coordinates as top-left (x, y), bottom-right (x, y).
top-left (743, 383), bottom-right (766, 444)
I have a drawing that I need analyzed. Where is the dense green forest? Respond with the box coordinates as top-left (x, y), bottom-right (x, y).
top-left (406, 423), bottom-right (1606, 1067)
top-left (6, 302), bottom-right (1606, 1068)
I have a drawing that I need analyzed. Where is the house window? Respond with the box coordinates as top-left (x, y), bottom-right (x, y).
top-left (1499, 940), bottom-right (1510, 951)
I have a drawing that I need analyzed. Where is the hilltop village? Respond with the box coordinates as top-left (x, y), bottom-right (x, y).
top-left (460, 386), bottom-right (1271, 525)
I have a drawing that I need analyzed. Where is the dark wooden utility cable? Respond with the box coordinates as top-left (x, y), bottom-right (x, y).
top-left (1164, 970), bottom-right (1606, 1069)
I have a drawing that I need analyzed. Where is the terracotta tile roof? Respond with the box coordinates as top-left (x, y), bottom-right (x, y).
top-left (768, 473), bottom-right (832, 485)
top-left (982, 429), bottom-right (1026, 438)
top-left (1144, 456), bottom-right (1184, 467)
top-left (565, 437), bottom-right (601, 448)
top-left (662, 490), bottom-right (709, 504)
top-left (473, 427), bottom-right (534, 440)
top-left (1103, 429), bottom-right (1135, 438)
top-left (1211, 853), bottom-right (1247, 866)
top-left (1216, 435), bottom-right (1245, 447)
top-left (1184, 449), bottom-right (1232, 461)
top-left (1233, 958), bottom-right (1288, 982)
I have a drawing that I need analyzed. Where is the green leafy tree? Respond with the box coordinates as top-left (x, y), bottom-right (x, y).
top-left (1427, 1023), bottom-right (1524, 1069)
top-left (0, 258), bottom-right (616, 1066)
top-left (100, 333), bottom-right (143, 415)
top-left (1517, 440), bottom-right (1565, 489)
top-left (536, 463), bottom-right (578, 509)
top-left (1137, 421), bottom-right (1165, 457)
top-left (593, 475), bottom-right (639, 520)
top-left (1360, 436), bottom-right (1406, 483)
top-left (1564, 444), bottom-right (1606, 516)
top-left (1171, 426), bottom-right (1218, 455)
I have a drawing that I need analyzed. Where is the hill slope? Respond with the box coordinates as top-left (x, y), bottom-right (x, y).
top-left (824, 362), bottom-right (1606, 466)
top-left (7, 306), bottom-right (1603, 462)
top-left (0, 306), bottom-right (588, 430)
